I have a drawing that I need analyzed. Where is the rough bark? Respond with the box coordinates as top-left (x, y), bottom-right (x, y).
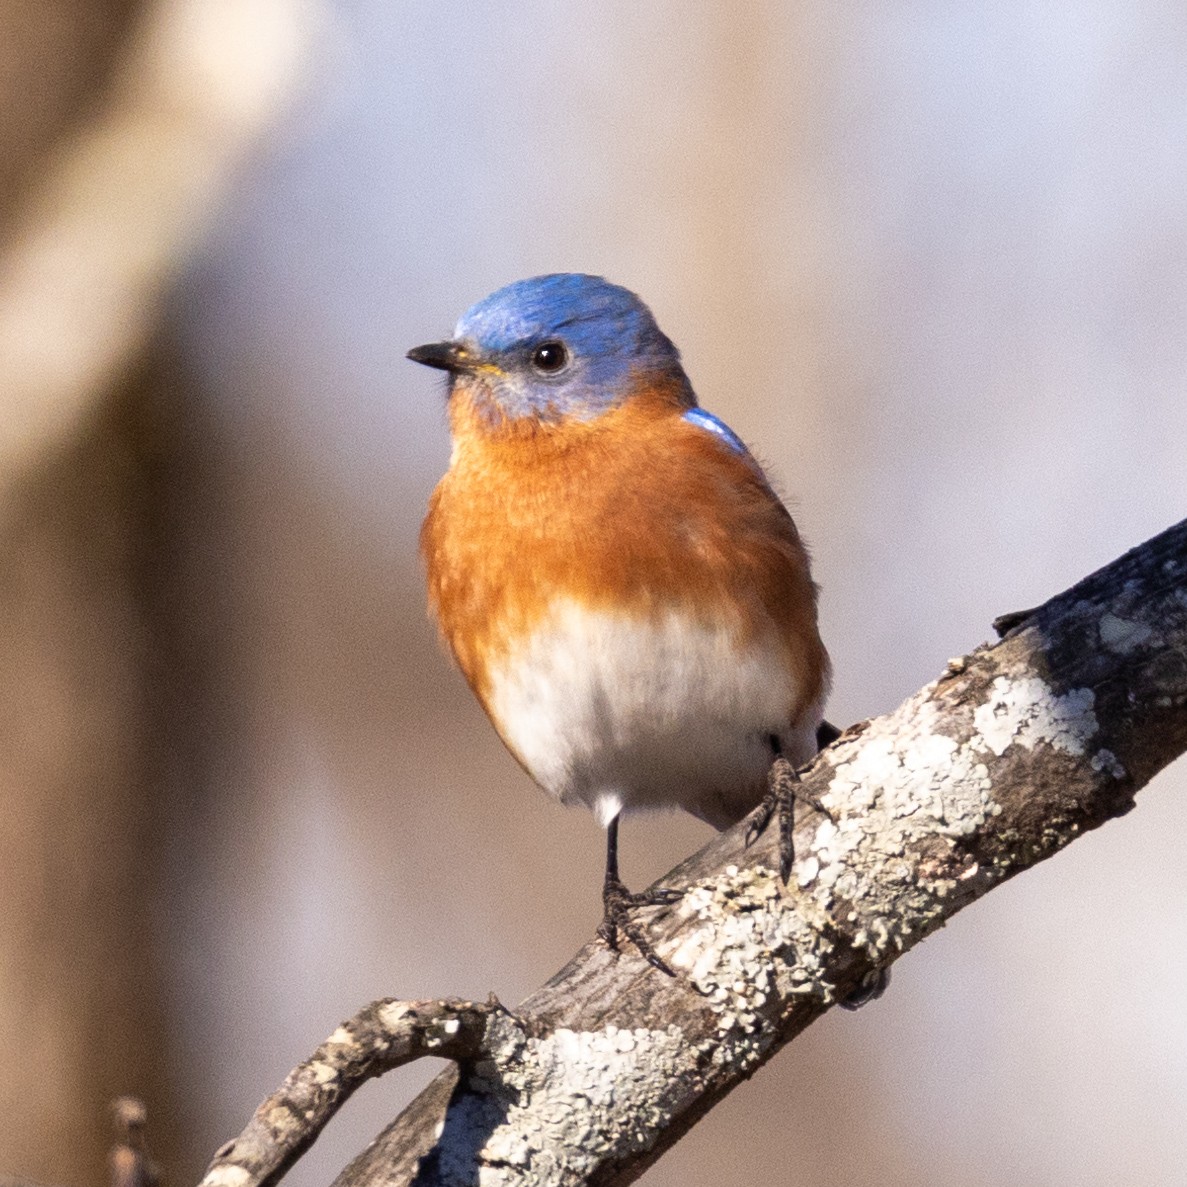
top-left (208, 516), bottom-right (1187, 1187)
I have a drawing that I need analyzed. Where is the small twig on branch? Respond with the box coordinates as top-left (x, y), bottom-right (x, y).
top-left (205, 517), bottom-right (1187, 1187)
top-left (110, 1097), bottom-right (159, 1187)
top-left (199, 998), bottom-right (507, 1187)
top-left (1, 1095), bottom-right (158, 1187)
top-left (0, 1092), bottom-right (157, 1187)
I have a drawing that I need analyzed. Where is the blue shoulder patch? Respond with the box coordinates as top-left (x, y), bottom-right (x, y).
top-left (682, 408), bottom-right (750, 457)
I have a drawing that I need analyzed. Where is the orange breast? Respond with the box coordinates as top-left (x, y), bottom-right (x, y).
top-left (420, 377), bottom-right (828, 728)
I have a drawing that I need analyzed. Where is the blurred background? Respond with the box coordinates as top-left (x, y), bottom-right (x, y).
top-left (3, 1), bottom-right (1187, 1184)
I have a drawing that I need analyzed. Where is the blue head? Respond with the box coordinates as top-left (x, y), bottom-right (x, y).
top-left (407, 274), bottom-right (692, 423)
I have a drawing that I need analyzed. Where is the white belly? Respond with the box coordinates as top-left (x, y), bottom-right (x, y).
top-left (485, 599), bottom-right (821, 829)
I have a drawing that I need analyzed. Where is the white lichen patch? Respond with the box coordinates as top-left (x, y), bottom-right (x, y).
top-left (201, 1166), bottom-right (251, 1187)
top-left (972, 676), bottom-right (1097, 757)
top-left (780, 670), bottom-right (1106, 969)
top-left (307, 1059), bottom-right (336, 1085)
top-left (432, 1015), bottom-right (693, 1186)
top-left (668, 863), bottom-right (839, 1042)
top-left (1099, 613), bottom-right (1155, 653)
top-left (377, 1001), bottom-right (413, 1030)
top-left (796, 855), bottom-right (820, 887)
top-left (789, 691), bottom-right (998, 964)
top-left (431, 851), bottom-right (849, 1187)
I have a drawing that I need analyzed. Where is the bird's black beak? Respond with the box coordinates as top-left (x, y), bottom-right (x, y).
top-left (406, 340), bottom-right (469, 372)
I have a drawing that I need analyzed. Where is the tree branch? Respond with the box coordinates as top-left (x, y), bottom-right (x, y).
top-left (199, 999), bottom-right (505, 1187)
top-left (207, 516), bottom-right (1187, 1187)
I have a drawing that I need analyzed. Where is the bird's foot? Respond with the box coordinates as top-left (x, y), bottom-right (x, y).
top-left (597, 878), bottom-right (683, 976)
top-left (745, 756), bottom-right (834, 883)
top-left (839, 967), bottom-right (892, 1010)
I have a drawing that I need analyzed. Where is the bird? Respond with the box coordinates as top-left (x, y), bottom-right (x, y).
top-left (409, 273), bottom-right (831, 973)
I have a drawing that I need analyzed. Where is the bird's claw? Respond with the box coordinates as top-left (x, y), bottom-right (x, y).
top-left (746, 756), bottom-right (834, 883)
top-left (598, 878), bottom-right (682, 976)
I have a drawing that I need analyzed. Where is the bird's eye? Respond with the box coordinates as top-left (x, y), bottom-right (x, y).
top-left (530, 340), bottom-right (569, 374)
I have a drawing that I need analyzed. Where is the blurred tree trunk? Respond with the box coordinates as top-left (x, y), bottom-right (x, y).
top-left (0, 355), bottom-right (180, 1182)
top-left (0, 0), bottom-right (143, 223)
top-left (0, 1), bottom-right (309, 1180)
top-left (0, 3), bottom-right (162, 1176)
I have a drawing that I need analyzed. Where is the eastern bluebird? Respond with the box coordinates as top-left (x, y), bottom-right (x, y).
top-left (409, 274), bottom-right (831, 972)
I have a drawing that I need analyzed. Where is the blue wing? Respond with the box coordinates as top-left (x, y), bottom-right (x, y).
top-left (682, 407), bottom-right (752, 459)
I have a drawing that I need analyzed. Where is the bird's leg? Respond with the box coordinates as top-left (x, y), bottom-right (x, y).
top-left (745, 735), bottom-right (834, 884)
top-left (596, 815), bottom-right (683, 976)
top-left (748, 734), bottom-right (891, 1009)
